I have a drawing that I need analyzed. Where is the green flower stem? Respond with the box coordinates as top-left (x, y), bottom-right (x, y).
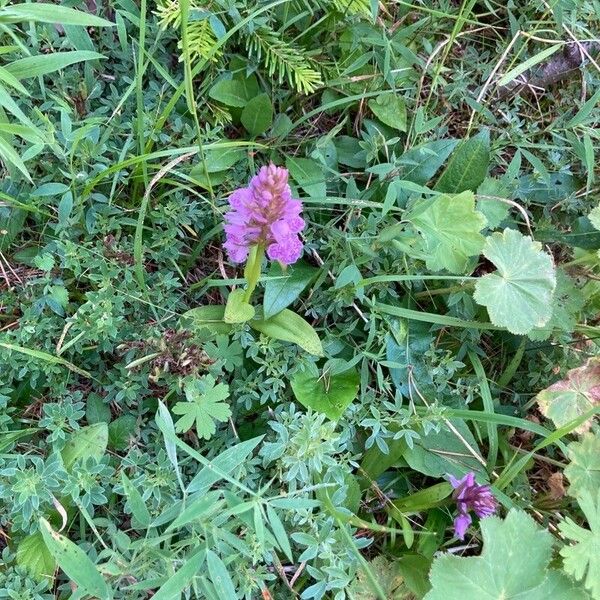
top-left (244, 244), bottom-right (265, 303)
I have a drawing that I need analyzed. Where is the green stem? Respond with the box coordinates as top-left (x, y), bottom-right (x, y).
top-left (243, 245), bottom-right (265, 303)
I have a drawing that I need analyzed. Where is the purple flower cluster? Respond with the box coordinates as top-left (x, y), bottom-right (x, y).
top-left (448, 472), bottom-right (497, 540)
top-left (223, 164), bottom-right (305, 266)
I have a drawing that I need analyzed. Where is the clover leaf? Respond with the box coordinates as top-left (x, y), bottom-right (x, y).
top-left (425, 509), bottom-right (590, 599)
top-left (173, 375), bottom-right (231, 440)
top-left (473, 228), bottom-right (556, 334)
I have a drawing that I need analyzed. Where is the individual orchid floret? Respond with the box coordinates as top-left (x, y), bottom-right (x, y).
top-left (223, 163), bottom-right (305, 266)
top-left (448, 471), bottom-right (497, 540)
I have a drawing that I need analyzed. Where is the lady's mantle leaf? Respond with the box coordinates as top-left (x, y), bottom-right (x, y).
top-left (172, 375), bottom-right (231, 439)
top-left (290, 369), bottom-right (359, 419)
top-left (559, 488), bottom-right (600, 599)
top-left (425, 509), bottom-right (590, 600)
top-left (473, 228), bottom-right (556, 334)
top-left (565, 433), bottom-right (600, 497)
top-left (536, 358), bottom-right (600, 434)
top-left (408, 191), bottom-right (486, 273)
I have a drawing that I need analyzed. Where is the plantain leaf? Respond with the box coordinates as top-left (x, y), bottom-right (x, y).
top-left (61, 423), bottom-right (108, 471)
top-left (250, 309), bottom-right (323, 356)
top-left (16, 532), bottom-right (55, 580)
top-left (39, 518), bottom-right (109, 599)
top-left (434, 130), bottom-right (490, 193)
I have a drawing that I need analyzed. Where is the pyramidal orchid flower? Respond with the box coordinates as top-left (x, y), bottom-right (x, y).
top-left (223, 163), bottom-right (305, 266)
top-left (448, 472), bottom-right (497, 540)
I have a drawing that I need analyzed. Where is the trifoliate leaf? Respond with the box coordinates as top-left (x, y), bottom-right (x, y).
top-left (559, 488), bottom-right (600, 599)
top-left (565, 433), bottom-right (600, 497)
top-left (425, 509), bottom-right (590, 600)
top-left (408, 191), bottom-right (486, 273)
top-left (172, 375), bottom-right (231, 440)
top-left (473, 228), bottom-right (556, 334)
top-left (528, 270), bottom-right (585, 341)
top-left (536, 358), bottom-right (600, 434)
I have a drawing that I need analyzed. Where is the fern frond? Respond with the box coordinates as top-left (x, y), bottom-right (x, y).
top-left (294, 0), bottom-right (371, 18)
top-left (247, 27), bottom-right (322, 94)
top-left (155, 0), bottom-right (220, 63)
top-left (183, 18), bottom-right (220, 63)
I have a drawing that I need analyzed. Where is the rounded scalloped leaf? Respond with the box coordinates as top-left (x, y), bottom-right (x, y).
top-left (473, 228), bottom-right (556, 335)
top-left (536, 357), bottom-right (600, 435)
top-left (565, 432), bottom-right (600, 496)
top-left (425, 509), bottom-right (590, 599)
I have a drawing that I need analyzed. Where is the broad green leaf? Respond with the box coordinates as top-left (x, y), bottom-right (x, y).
top-left (286, 156), bottom-right (326, 198)
top-left (187, 436), bottom-right (263, 494)
top-left (224, 288), bottom-right (255, 323)
top-left (206, 550), bottom-right (237, 598)
top-left (402, 419), bottom-right (484, 478)
top-left (172, 375), bottom-right (231, 439)
top-left (108, 414), bottom-right (136, 449)
top-left (86, 393), bottom-right (111, 424)
top-left (425, 509), bottom-right (590, 600)
top-left (388, 483), bottom-right (452, 514)
top-left (559, 488), bottom-right (600, 599)
top-left (0, 4), bottom-right (113, 26)
top-left (197, 146), bottom-right (244, 173)
top-left (473, 228), bottom-right (556, 335)
top-left (121, 472), bottom-right (151, 528)
top-left (536, 358), bottom-right (600, 435)
top-left (589, 204), bottom-right (600, 231)
top-left (290, 369), bottom-right (359, 419)
top-left (565, 433), bottom-right (600, 497)
top-left (434, 130), bottom-right (490, 193)
top-left (397, 138), bottom-right (458, 185)
top-left (368, 93), bottom-right (407, 131)
top-left (209, 79), bottom-right (252, 107)
top-left (151, 550), bottom-right (205, 600)
top-left (16, 532), bottom-right (55, 580)
top-left (241, 93), bottom-right (273, 136)
top-left (39, 518), bottom-right (109, 599)
top-left (263, 261), bottom-right (318, 319)
top-left (408, 191), bottom-right (486, 273)
top-left (250, 309), bottom-right (323, 356)
top-left (181, 305), bottom-right (233, 336)
top-left (61, 423), bottom-right (108, 470)
top-left (528, 270), bottom-right (584, 341)
top-left (5, 51), bottom-right (105, 80)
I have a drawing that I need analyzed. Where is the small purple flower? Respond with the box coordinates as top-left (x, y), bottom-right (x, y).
top-left (223, 164), bottom-right (305, 266)
top-left (448, 472), bottom-right (497, 540)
